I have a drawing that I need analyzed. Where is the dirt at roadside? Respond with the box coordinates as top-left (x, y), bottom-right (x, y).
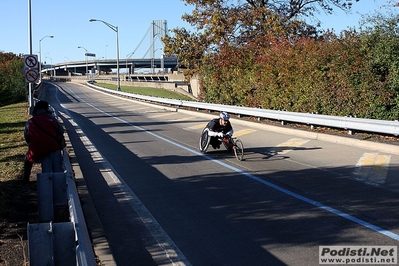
top-left (0, 165), bottom-right (40, 266)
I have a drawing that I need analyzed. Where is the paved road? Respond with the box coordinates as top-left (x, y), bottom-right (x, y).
top-left (44, 81), bottom-right (399, 266)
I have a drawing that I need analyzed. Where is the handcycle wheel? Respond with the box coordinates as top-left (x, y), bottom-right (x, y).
top-left (233, 139), bottom-right (244, 161)
top-left (199, 128), bottom-right (211, 153)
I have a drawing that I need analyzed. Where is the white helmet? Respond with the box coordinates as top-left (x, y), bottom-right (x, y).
top-left (220, 111), bottom-right (230, 121)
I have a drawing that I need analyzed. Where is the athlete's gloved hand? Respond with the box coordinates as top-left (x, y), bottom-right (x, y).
top-left (217, 132), bottom-right (224, 138)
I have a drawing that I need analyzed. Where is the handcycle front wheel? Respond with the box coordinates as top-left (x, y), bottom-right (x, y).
top-left (199, 128), bottom-right (211, 153)
top-left (233, 139), bottom-right (244, 161)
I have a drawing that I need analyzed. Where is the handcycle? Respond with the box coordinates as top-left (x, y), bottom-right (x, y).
top-left (199, 128), bottom-right (244, 161)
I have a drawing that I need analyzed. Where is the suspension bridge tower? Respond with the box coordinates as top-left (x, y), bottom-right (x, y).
top-left (128, 20), bottom-right (168, 59)
top-left (150, 20), bottom-right (167, 58)
top-left (126, 20), bottom-right (170, 73)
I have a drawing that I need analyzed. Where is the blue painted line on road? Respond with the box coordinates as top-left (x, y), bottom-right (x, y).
top-left (85, 100), bottom-right (399, 243)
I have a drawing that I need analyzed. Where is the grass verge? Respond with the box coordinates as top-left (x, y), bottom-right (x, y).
top-left (0, 101), bottom-right (34, 265)
top-left (93, 82), bottom-right (194, 101)
top-left (0, 102), bottom-right (29, 182)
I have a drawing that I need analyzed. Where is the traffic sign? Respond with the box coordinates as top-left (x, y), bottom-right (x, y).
top-left (24, 54), bottom-right (39, 69)
top-left (25, 69), bottom-right (39, 83)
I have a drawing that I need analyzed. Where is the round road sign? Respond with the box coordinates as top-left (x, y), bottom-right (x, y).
top-left (25, 69), bottom-right (39, 83)
top-left (24, 55), bottom-right (38, 68)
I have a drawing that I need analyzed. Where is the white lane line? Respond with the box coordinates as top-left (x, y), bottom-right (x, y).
top-left (62, 87), bottom-right (399, 243)
top-left (85, 102), bottom-right (399, 243)
top-left (59, 89), bottom-right (191, 266)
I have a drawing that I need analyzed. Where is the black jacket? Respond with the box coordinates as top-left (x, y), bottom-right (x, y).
top-left (207, 118), bottom-right (233, 136)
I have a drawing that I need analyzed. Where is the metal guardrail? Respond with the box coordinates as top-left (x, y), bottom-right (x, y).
top-left (88, 82), bottom-right (399, 137)
top-left (28, 148), bottom-right (97, 266)
top-left (63, 148), bottom-right (97, 266)
top-left (28, 94), bottom-right (97, 265)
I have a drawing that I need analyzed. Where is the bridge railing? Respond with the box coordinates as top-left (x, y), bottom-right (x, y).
top-left (88, 82), bottom-right (399, 137)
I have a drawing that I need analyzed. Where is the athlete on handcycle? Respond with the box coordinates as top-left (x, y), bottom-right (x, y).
top-left (203, 111), bottom-right (234, 151)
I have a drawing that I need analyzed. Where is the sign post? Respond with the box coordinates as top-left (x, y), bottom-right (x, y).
top-left (24, 54), bottom-right (39, 83)
top-left (85, 53), bottom-right (96, 78)
top-left (28, 0), bottom-right (34, 113)
top-left (23, 54), bottom-right (39, 113)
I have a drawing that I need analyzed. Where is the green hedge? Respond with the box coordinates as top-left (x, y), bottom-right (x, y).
top-left (0, 53), bottom-right (25, 107)
top-left (199, 13), bottom-right (399, 121)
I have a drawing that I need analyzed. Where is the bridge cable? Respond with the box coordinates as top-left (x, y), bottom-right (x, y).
top-left (127, 25), bottom-right (151, 59)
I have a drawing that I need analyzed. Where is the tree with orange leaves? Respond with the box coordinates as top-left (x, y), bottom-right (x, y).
top-left (0, 52), bottom-right (25, 106)
top-left (163, 0), bottom-right (360, 77)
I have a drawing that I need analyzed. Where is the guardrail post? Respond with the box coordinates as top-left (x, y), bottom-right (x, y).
top-left (53, 222), bottom-right (76, 266)
top-left (53, 172), bottom-right (67, 206)
top-left (28, 221), bottom-right (76, 266)
top-left (27, 223), bottom-right (53, 265)
top-left (37, 173), bottom-right (54, 222)
top-left (37, 172), bottom-right (67, 222)
top-left (41, 150), bottom-right (63, 173)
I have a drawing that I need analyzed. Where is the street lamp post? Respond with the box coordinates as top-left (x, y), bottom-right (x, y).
top-left (90, 19), bottom-right (120, 91)
top-left (45, 56), bottom-right (53, 77)
top-left (78, 46), bottom-right (88, 79)
top-left (39, 35), bottom-right (54, 81)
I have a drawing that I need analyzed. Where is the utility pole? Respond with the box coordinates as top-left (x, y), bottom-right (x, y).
top-left (27, 0), bottom-right (34, 113)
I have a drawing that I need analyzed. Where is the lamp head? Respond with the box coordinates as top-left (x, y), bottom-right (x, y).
top-left (89, 19), bottom-right (97, 22)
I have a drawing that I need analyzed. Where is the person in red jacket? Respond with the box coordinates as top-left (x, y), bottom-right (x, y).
top-left (23, 100), bottom-right (65, 182)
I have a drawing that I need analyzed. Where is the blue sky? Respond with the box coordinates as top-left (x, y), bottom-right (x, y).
top-left (0, 0), bottom-right (396, 65)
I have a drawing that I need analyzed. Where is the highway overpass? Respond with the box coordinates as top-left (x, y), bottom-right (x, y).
top-left (44, 56), bottom-right (179, 76)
